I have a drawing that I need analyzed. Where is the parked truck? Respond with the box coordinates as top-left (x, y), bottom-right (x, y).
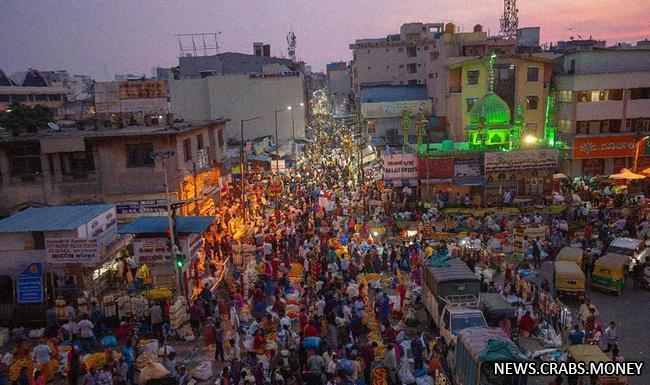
top-left (422, 258), bottom-right (485, 345)
top-left (454, 326), bottom-right (528, 385)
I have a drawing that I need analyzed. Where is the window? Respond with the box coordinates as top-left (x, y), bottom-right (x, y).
top-left (631, 88), bottom-right (650, 100)
top-left (398, 48), bottom-right (403, 52)
top-left (48, 94), bottom-right (62, 101)
top-left (466, 97), bottom-right (479, 112)
top-left (8, 143), bottom-right (42, 177)
top-left (628, 118), bottom-right (650, 132)
top-left (429, 73), bottom-right (434, 79)
top-left (569, 59), bottom-right (575, 73)
top-left (602, 119), bottom-right (622, 133)
top-left (125, 143), bottom-right (154, 168)
top-left (526, 95), bottom-right (539, 110)
top-left (423, 46), bottom-right (429, 50)
top-left (398, 64), bottom-right (404, 69)
top-left (34, 94), bottom-right (48, 101)
top-left (183, 139), bottom-right (192, 161)
top-left (367, 121), bottom-right (376, 134)
top-left (525, 123), bottom-right (538, 133)
top-left (408, 79), bottom-right (418, 85)
top-left (218, 129), bottom-right (224, 147)
top-left (576, 121), bottom-right (589, 135)
top-left (429, 52), bottom-right (439, 61)
top-left (62, 149), bottom-right (95, 176)
top-left (407, 63), bottom-right (417, 74)
top-left (196, 134), bottom-right (204, 150)
top-left (467, 70), bottom-right (480, 85)
top-left (577, 89), bottom-right (624, 102)
top-left (558, 119), bottom-right (572, 133)
top-left (526, 67), bottom-right (539, 82)
top-left (557, 90), bottom-right (573, 102)
top-left (11, 94), bottom-right (27, 102)
top-left (407, 46), bottom-right (417, 57)
top-left (367, 66), bottom-right (371, 70)
top-left (0, 95), bottom-right (9, 102)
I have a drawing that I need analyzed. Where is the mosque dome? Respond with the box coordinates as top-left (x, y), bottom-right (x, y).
top-left (468, 92), bottom-right (511, 127)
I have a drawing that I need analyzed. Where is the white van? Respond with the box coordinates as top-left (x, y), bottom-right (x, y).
top-left (606, 237), bottom-right (649, 271)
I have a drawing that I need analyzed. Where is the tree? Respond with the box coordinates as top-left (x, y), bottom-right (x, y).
top-left (0, 102), bottom-right (54, 136)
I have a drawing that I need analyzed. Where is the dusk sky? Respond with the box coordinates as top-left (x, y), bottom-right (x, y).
top-left (2, 0), bottom-right (649, 80)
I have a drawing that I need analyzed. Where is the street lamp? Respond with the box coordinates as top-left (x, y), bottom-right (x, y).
top-left (150, 149), bottom-right (182, 295)
top-left (274, 106), bottom-right (292, 173)
top-left (633, 135), bottom-right (650, 173)
top-left (240, 117), bottom-right (262, 222)
top-left (289, 102), bottom-right (305, 154)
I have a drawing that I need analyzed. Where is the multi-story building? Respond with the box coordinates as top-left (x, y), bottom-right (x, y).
top-left (169, 70), bottom-right (307, 143)
top-left (554, 49), bottom-right (650, 176)
top-left (0, 68), bottom-right (69, 114)
top-left (326, 62), bottom-right (352, 117)
top-left (93, 79), bottom-right (170, 129)
top-left (444, 53), bottom-right (556, 141)
top-left (0, 119), bottom-right (228, 219)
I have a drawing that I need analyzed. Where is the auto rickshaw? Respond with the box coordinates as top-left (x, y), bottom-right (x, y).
top-left (555, 246), bottom-right (583, 269)
top-left (566, 344), bottom-right (627, 385)
top-left (591, 253), bottom-right (628, 295)
top-left (479, 293), bottom-right (518, 340)
top-left (553, 261), bottom-right (585, 300)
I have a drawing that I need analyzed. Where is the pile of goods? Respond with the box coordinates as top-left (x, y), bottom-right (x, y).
top-left (143, 289), bottom-right (173, 302)
top-left (9, 358), bottom-right (33, 382)
top-left (102, 295), bottom-right (117, 318)
top-left (170, 297), bottom-right (189, 330)
top-left (117, 296), bottom-right (132, 320)
top-left (130, 297), bottom-right (150, 320)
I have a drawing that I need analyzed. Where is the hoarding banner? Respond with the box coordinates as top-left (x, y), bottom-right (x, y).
top-left (45, 238), bottom-right (100, 264)
top-left (453, 157), bottom-right (482, 177)
top-left (572, 134), bottom-right (636, 159)
top-left (114, 199), bottom-right (168, 215)
top-left (484, 149), bottom-right (558, 173)
top-left (361, 99), bottom-right (431, 118)
top-left (382, 153), bottom-right (417, 180)
top-left (16, 263), bottom-right (44, 304)
top-left (133, 238), bottom-right (172, 264)
top-left (118, 81), bottom-right (167, 100)
top-left (417, 157), bottom-right (454, 179)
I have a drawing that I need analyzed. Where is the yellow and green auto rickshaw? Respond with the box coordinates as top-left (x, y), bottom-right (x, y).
top-left (567, 344), bottom-right (627, 385)
top-left (555, 246), bottom-right (583, 269)
top-left (591, 253), bottom-right (628, 295)
top-left (554, 261), bottom-right (585, 300)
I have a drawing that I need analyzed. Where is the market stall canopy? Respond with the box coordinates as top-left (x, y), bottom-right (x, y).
top-left (608, 168), bottom-right (645, 180)
top-left (641, 167), bottom-right (650, 175)
top-left (247, 154), bottom-right (271, 162)
top-left (118, 216), bottom-right (215, 235)
top-left (0, 204), bottom-right (114, 233)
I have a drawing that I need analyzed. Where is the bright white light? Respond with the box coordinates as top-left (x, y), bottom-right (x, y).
top-left (287, 106), bottom-right (292, 110)
top-left (524, 135), bottom-right (537, 144)
top-left (367, 145), bottom-right (372, 151)
top-left (299, 102), bottom-right (304, 107)
top-left (373, 231), bottom-right (379, 237)
top-left (406, 230), bottom-right (418, 237)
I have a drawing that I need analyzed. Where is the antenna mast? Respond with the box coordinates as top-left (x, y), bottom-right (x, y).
top-left (287, 28), bottom-right (297, 61)
top-left (175, 32), bottom-right (221, 57)
top-left (499, 0), bottom-right (518, 40)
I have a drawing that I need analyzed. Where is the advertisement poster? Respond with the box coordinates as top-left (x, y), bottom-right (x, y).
top-left (16, 263), bottom-right (44, 304)
top-left (484, 149), bottom-right (558, 173)
top-left (133, 238), bottom-right (172, 264)
top-left (417, 157), bottom-right (454, 179)
top-left (572, 134), bottom-right (636, 159)
top-left (361, 99), bottom-right (431, 118)
top-left (45, 238), bottom-right (100, 264)
top-left (453, 157), bottom-right (482, 177)
top-left (382, 153), bottom-right (418, 180)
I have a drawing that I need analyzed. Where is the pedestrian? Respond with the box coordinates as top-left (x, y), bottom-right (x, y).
top-left (77, 315), bottom-right (94, 353)
top-left (532, 237), bottom-right (541, 268)
top-left (114, 357), bottom-right (128, 385)
top-left (568, 325), bottom-right (585, 345)
top-left (214, 319), bottom-right (225, 362)
top-left (548, 375), bottom-right (563, 385)
top-left (30, 370), bottom-right (45, 385)
top-left (603, 321), bottom-right (618, 352)
top-left (150, 302), bottom-right (164, 340)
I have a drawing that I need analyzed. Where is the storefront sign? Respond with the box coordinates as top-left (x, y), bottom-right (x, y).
top-left (181, 234), bottom-right (204, 260)
top-left (94, 81), bottom-right (168, 114)
top-left (572, 134), bottom-right (636, 159)
top-left (133, 238), bottom-right (172, 264)
top-left (484, 149), bottom-right (558, 173)
top-left (382, 153), bottom-right (417, 179)
top-left (88, 207), bottom-right (118, 248)
top-left (581, 158), bottom-right (604, 176)
top-left (417, 157), bottom-right (454, 179)
top-left (453, 157), bottom-right (482, 178)
top-left (45, 238), bottom-right (100, 264)
top-left (115, 199), bottom-right (168, 215)
top-left (361, 99), bottom-right (431, 118)
top-left (16, 263), bottom-right (44, 304)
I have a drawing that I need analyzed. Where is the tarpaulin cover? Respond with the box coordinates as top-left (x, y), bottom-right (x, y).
top-left (479, 293), bottom-right (516, 319)
top-left (479, 339), bottom-right (527, 362)
top-left (427, 253), bottom-right (452, 267)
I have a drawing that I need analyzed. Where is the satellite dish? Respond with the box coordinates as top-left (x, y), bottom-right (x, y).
top-left (47, 122), bottom-right (61, 131)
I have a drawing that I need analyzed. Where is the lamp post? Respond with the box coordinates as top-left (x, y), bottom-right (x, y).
top-left (150, 149), bottom-right (183, 297)
top-left (240, 117), bottom-right (262, 222)
top-left (274, 106), bottom-right (292, 173)
top-left (633, 135), bottom-right (650, 173)
top-left (289, 102), bottom-right (305, 146)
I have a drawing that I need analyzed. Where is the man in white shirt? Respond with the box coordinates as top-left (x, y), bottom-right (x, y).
top-left (78, 315), bottom-right (94, 353)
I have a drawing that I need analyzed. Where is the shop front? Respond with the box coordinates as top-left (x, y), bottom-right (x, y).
top-left (484, 149), bottom-right (558, 205)
top-left (417, 157), bottom-right (456, 202)
top-left (180, 168), bottom-right (222, 216)
top-left (572, 134), bottom-right (636, 177)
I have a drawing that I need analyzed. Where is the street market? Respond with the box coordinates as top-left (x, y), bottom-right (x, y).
top-left (1, 107), bottom-right (650, 385)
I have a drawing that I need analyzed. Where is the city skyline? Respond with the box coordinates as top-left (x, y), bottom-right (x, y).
top-left (1, 0), bottom-right (649, 80)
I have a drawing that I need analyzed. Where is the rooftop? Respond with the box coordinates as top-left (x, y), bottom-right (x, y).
top-left (0, 204), bottom-right (114, 233)
top-left (0, 119), bottom-right (229, 143)
top-left (118, 215), bottom-right (216, 234)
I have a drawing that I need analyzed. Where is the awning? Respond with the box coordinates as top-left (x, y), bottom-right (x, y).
top-left (383, 179), bottom-right (419, 187)
top-left (247, 154), bottom-right (271, 162)
top-left (118, 216), bottom-right (216, 234)
top-left (455, 177), bottom-right (486, 186)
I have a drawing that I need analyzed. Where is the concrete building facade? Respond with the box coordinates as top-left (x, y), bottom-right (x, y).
top-left (0, 69), bottom-right (69, 114)
top-left (326, 62), bottom-right (352, 116)
top-left (169, 72), bottom-right (307, 143)
top-left (0, 120), bottom-right (228, 218)
top-left (553, 49), bottom-right (650, 176)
